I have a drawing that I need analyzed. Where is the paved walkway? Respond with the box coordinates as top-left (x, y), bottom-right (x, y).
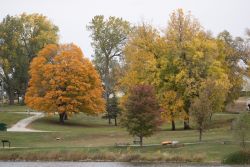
top-left (7, 112), bottom-right (45, 132)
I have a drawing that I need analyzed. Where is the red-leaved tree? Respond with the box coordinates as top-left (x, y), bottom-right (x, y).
top-left (121, 85), bottom-right (161, 146)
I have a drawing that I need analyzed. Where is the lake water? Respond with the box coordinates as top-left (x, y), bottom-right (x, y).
top-left (0, 162), bottom-right (236, 167)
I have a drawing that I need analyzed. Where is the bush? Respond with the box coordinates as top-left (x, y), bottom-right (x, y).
top-left (223, 150), bottom-right (250, 164)
top-left (0, 123), bottom-right (7, 131)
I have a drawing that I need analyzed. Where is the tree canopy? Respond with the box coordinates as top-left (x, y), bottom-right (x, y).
top-left (121, 85), bottom-right (161, 146)
top-left (0, 13), bottom-right (59, 104)
top-left (25, 44), bottom-right (105, 123)
top-left (87, 15), bottom-right (131, 124)
top-left (121, 9), bottom-right (235, 131)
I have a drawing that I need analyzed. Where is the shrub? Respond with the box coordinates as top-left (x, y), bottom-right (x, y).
top-left (0, 123), bottom-right (7, 131)
top-left (223, 150), bottom-right (250, 164)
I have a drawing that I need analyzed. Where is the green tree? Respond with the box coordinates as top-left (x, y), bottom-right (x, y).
top-left (217, 30), bottom-right (247, 104)
top-left (108, 95), bottom-right (120, 126)
top-left (87, 15), bottom-right (131, 124)
top-left (0, 13), bottom-right (59, 104)
top-left (0, 15), bottom-right (23, 104)
top-left (233, 112), bottom-right (250, 149)
top-left (121, 85), bottom-right (161, 146)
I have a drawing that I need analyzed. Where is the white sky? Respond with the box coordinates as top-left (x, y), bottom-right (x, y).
top-left (1, 0), bottom-right (250, 59)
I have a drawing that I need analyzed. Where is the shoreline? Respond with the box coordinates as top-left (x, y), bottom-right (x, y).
top-left (0, 151), bottom-right (219, 164)
top-left (0, 160), bottom-right (222, 165)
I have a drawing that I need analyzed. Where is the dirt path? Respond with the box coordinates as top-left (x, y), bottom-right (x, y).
top-left (225, 97), bottom-right (250, 113)
top-left (7, 112), bottom-right (45, 132)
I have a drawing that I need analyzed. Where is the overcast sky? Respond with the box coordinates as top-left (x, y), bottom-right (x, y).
top-left (1, 0), bottom-right (250, 59)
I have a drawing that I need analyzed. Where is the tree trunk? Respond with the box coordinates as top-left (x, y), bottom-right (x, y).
top-left (8, 91), bottom-right (14, 105)
top-left (209, 113), bottom-right (213, 121)
top-left (64, 113), bottom-right (68, 120)
top-left (104, 55), bottom-right (111, 125)
top-left (20, 79), bottom-right (29, 105)
top-left (139, 136), bottom-right (143, 146)
top-left (199, 128), bottom-right (202, 142)
top-left (183, 102), bottom-right (191, 130)
top-left (4, 72), bottom-right (15, 105)
top-left (17, 94), bottom-right (20, 104)
top-left (171, 120), bottom-right (176, 131)
top-left (20, 94), bottom-right (25, 105)
top-left (59, 112), bottom-right (65, 124)
top-left (114, 117), bottom-right (117, 126)
top-left (108, 113), bottom-right (111, 124)
top-left (184, 118), bottom-right (190, 130)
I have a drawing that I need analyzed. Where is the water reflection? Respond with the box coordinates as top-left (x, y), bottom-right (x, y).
top-left (0, 162), bottom-right (234, 167)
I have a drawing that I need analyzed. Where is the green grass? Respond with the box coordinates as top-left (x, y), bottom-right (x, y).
top-left (0, 105), bottom-right (250, 163)
top-left (0, 104), bottom-right (28, 112)
top-left (0, 105), bottom-right (32, 127)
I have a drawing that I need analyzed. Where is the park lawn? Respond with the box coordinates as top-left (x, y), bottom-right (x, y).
top-left (0, 105), bottom-right (28, 112)
top-left (0, 105), bottom-right (30, 128)
top-left (0, 105), bottom-right (249, 163)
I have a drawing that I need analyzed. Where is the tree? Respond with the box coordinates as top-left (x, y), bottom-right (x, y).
top-left (121, 11), bottom-right (231, 131)
top-left (0, 15), bottom-right (22, 104)
top-left (25, 44), bottom-right (105, 123)
top-left (217, 31), bottom-right (247, 104)
top-left (204, 77), bottom-right (230, 120)
top-left (164, 9), bottom-right (203, 130)
top-left (87, 15), bottom-right (131, 124)
top-left (189, 77), bottom-right (229, 141)
top-left (190, 86), bottom-right (212, 142)
top-left (163, 10), bottom-right (234, 129)
top-left (119, 24), bottom-right (165, 113)
top-left (121, 85), bottom-right (161, 146)
top-left (120, 24), bottom-right (162, 91)
top-left (160, 90), bottom-right (185, 130)
top-left (108, 95), bottom-right (120, 126)
top-left (0, 13), bottom-right (59, 104)
top-left (233, 112), bottom-right (250, 149)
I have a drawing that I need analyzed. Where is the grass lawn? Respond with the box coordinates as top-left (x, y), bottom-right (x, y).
top-left (0, 105), bottom-right (30, 127)
top-left (0, 105), bottom-right (28, 112)
top-left (0, 105), bottom-right (249, 163)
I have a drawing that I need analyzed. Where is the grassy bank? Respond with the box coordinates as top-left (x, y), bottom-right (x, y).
top-left (1, 113), bottom-right (236, 147)
top-left (0, 143), bottom-right (243, 163)
top-left (0, 105), bottom-right (249, 163)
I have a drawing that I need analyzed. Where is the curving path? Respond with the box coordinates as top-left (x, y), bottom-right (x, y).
top-left (7, 112), bottom-right (45, 132)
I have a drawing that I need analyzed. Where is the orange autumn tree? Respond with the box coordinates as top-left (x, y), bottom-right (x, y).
top-left (25, 44), bottom-right (105, 123)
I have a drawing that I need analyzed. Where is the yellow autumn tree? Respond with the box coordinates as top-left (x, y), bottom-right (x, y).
top-left (121, 9), bottom-right (231, 131)
top-left (160, 91), bottom-right (185, 131)
top-left (25, 44), bottom-right (105, 123)
top-left (119, 24), bottom-right (166, 106)
top-left (120, 24), bottom-right (161, 90)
